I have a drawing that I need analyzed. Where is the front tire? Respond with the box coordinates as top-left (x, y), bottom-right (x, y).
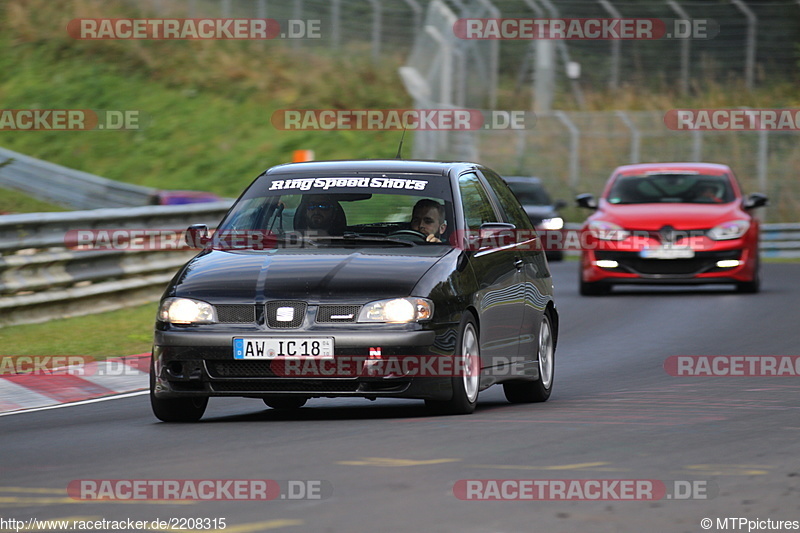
top-left (579, 267), bottom-right (611, 296)
top-left (150, 358), bottom-right (208, 422)
top-left (736, 256), bottom-right (761, 293)
top-left (503, 312), bottom-right (555, 403)
top-left (425, 314), bottom-right (480, 415)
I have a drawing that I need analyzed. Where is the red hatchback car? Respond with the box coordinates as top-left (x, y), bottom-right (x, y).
top-left (576, 163), bottom-right (767, 295)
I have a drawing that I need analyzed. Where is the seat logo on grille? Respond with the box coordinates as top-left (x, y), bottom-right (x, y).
top-left (276, 307), bottom-right (295, 322)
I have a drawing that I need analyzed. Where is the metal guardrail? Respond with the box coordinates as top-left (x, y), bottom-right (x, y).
top-left (0, 202), bottom-right (232, 327)
top-left (759, 223), bottom-right (800, 259)
top-left (0, 146), bottom-right (157, 209)
top-left (0, 212), bottom-right (796, 328)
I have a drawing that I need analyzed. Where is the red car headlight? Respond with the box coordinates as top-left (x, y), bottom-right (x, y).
top-left (588, 220), bottom-right (630, 241)
top-left (707, 220), bottom-right (750, 241)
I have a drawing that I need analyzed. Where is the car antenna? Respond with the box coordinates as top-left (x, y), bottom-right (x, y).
top-left (395, 126), bottom-right (407, 159)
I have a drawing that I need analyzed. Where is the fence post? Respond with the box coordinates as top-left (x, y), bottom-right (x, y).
top-left (554, 111), bottom-right (580, 190)
top-left (616, 111), bottom-right (640, 163)
top-left (757, 130), bottom-right (769, 193)
top-left (331, 0), bottom-right (341, 49)
top-left (221, 0), bottom-right (231, 18)
top-left (692, 130), bottom-right (703, 161)
top-left (475, 0), bottom-right (500, 109)
top-left (292, 0), bottom-right (303, 49)
top-left (369, 0), bottom-right (383, 63)
top-left (598, 0), bottom-right (621, 92)
top-left (667, 0), bottom-right (691, 95)
top-left (731, 0), bottom-right (757, 90)
top-left (537, 0), bottom-right (585, 108)
top-left (403, 0), bottom-right (423, 39)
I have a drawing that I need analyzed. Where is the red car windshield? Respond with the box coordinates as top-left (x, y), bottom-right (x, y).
top-left (607, 173), bottom-right (735, 205)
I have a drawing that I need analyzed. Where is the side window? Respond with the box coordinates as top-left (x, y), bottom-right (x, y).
top-left (480, 170), bottom-right (534, 230)
top-left (458, 172), bottom-right (498, 231)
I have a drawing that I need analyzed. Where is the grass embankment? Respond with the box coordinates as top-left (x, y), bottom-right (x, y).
top-left (0, 0), bottom-right (410, 204)
top-left (0, 303), bottom-right (156, 357)
top-left (0, 187), bottom-right (66, 213)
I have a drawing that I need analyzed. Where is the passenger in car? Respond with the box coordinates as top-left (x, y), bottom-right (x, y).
top-left (295, 195), bottom-right (347, 235)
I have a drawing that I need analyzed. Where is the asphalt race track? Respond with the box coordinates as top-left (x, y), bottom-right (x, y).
top-left (2, 261), bottom-right (799, 533)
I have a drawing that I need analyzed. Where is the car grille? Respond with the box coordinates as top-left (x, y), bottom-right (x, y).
top-left (265, 301), bottom-right (306, 328)
top-left (207, 360), bottom-right (277, 378)
top-left (207, 359), bottom-right (362, 379)
top-left (210, 380), bottom-right (360, 393)
top-left (215, 305), bottom-right (256, 323)
top-left (595, 250), bottom-right (741, 276)
top-left (317, 305), bottom-right (361, 323)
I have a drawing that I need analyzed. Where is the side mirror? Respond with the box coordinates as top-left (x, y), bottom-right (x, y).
top-left (576, 193), bottom-right (597, 209)
top-left (554, 199), bottom-right (568, 210)
top-left (744, 193), bottom-right (768, 210)
top-left (185, 224), bottom-right (210, 248)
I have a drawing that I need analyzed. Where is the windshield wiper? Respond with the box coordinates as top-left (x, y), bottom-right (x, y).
top-left (310, 234), bottom-right (416, 247)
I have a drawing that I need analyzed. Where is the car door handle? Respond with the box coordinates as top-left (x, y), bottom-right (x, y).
top-left (514, 259), bottom-right (524, 270)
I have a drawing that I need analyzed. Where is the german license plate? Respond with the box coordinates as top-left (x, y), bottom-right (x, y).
top-left (640, 247), bottom-right (695, 259)
top-left (233, 338), bottom-right (334, 360)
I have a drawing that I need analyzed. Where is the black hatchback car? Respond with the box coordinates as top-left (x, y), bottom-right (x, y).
top-left (151, 160), bottom-right (558, 421)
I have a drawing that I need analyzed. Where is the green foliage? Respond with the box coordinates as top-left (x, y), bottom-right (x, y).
top-left (0, 0), bottom-right (412, 199)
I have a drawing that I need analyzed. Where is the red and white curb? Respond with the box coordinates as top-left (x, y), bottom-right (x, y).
top-left (0, 353), bottom-right (150, 414)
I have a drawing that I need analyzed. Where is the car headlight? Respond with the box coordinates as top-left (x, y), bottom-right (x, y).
top-left (707, 220), bottom-right (750, 240)
top-left (587, 220), bottom-right (630, 241)
top-left (539, 217), bottom-right (564, 230)
top-left (158, 298), bottom-right (216, 324)
top-left (358, 298), bottom-right (434, 323)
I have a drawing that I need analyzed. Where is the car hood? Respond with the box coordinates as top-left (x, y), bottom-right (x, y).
top-left (594, 202), bottom-right (745, 230)
top-left (170, 247), bottom-right (449, 303)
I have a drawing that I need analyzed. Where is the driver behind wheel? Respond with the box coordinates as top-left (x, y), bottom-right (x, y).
top-left (410, 199), bottom-right (447, 243)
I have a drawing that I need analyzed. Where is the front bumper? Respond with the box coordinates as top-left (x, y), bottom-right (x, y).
top-left (581, 245), bottom-right (757, 284)
top-left (152, 327), bottom-right (455, 401)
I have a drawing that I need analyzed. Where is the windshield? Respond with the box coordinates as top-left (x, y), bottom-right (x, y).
top-left (606, 173), bottom-right (734, 205)
top-left (506, 181), bottom-right (552, 205)
top-left (216, 174), bottom-right (454, 248)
